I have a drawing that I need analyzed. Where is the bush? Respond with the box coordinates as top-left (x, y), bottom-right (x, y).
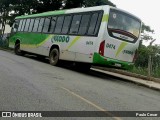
top-left (128, 66), bottom-right (160, 78)
top-left (128, 66), bottom-right (148, 76)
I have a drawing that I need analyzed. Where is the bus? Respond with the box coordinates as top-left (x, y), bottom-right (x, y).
top-left (9, 5), bottom-right (142, 70)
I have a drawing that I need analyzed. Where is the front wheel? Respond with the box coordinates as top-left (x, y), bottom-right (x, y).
top-left (49, 48), bottom-right (60, 66)
top-left (14, 43), bottom-right (23, 55)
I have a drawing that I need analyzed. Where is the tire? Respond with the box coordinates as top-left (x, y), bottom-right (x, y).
top-left (14, 43), bottom-right (23, 55)
top-left (49, 48), bottom-right (60, 66)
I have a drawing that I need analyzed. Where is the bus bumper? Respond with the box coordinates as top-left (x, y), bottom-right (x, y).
top-left (93, 53), bottom-right (134, 70)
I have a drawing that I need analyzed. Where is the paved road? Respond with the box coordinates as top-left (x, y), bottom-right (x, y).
top-left (0, 50), bottom-right (160, 120)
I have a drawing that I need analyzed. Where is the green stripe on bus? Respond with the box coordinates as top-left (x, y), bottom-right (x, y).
top-left (16, 10), bottom-right (66, 19)
top-left (38, 35), bottom-right (53, 46)
top-left (102, 14), bottom-right (109, 22)
top-left (21, 35), bottom-right (53, 48)
top-left (115, 42), bottom-right (128, 57)
top-left (93, 52), bottom-right (133, 70)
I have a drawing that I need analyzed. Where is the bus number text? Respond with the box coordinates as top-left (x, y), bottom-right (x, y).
top-left (106, 43), bottom-right (116, 49)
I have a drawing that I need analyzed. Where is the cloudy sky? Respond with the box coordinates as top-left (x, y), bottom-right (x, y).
top-left (110, 0), bottom-right (160, 45)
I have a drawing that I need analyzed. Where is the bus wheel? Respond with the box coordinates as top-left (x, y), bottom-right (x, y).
top-left (14, 43), bottom-right (23, 55)
top-left (49, 48), bottom-right (60, 66)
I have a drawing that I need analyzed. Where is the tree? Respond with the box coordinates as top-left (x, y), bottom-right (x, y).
top-left (63, 0), bottom-right (116, 9)
top-left (84, 0), bottom-right (116, 7)
top-left (63, 0), bottom-right (84, 9)
top-left (141, 23), bottom-right (154, 33)
top-left (141, 22), bottom-right (154, 41)
top-left (135, 45), bottom-right (149, 67)
top-left (34, 0), bottom-right (63, 13)
top-left (0, 0), bottom-right (13, 35)
top-left (1, 0), bottom-right (64, 27)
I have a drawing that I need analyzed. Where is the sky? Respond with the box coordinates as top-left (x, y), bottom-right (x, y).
top-left (110, 0), bottom-right (160, 45)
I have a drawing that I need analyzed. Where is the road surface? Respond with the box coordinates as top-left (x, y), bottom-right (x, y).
top-left (0, 50), bottom-right (160, 120)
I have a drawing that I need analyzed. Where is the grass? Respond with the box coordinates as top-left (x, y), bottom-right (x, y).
top-left (152, 68), bottom-right (160, 78)
top-left (128, 66), bottom-right (148, 76)
top-left (128, 66), bottom-right (160, 78)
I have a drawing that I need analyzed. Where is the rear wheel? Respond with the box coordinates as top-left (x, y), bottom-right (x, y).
top-left (49, 48), bottom-right (60, 66)
top-left (14, 43), bottom-right (23, 55)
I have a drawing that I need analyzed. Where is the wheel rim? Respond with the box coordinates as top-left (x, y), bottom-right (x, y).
top-left (17, 46), bottom-right (20, 53)
top-left (51, 51), bottom-right (58, 63)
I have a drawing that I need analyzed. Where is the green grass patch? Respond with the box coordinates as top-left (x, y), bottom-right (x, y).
top-left (128, 66), bottom-right (160, 78)
top-left (152, 68), bottom-right (160, 78)
top-left (128, 66), bottom-right (148, 76)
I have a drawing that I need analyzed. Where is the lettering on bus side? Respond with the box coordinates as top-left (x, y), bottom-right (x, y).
top-left (51, 35), bottom-right (70, 43)
top-left (123, 50), bottom-right (134, 55)
top-left (86, 41), bottom-right (93, 45)
top-left (106, 43), bottom-right (116, 49)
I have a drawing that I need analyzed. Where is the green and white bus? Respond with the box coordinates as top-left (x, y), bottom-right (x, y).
top-left (9, 5), bottom-right (142, 70)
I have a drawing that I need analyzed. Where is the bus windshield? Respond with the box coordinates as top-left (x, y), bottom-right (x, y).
top-left (108, 9), bottom-right (141, 42)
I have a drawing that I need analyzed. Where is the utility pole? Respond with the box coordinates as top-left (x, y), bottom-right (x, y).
top-left (148, 39), bottom-right (156, 80)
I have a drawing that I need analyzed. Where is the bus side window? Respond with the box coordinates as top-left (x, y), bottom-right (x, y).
top-left (42, 17), bottom-right (51, 33)
top-left (48, 16), bottom-right (57, 33)
top-left (32, 18), bottom-right (40, 32)
top-left (61, 15), bottom-right (72, 34)
top-left (24, 19), bottom-right (30, 32)
top-left (54, 16), bottom-right (64, 34)
top-left (87, 12), bottom-right (102, 36)
top-left (20, 19), bottom-right (26, 32)
top-left (69, 14), bottom-right (82, 34)
top-left (28, 19), bottom-right (35, 32)
top-left (78, 14), bottom-right (90, 35)
top-left (11, 20), bottom-right (19, 33)
top-left (37, 18), bottom-right (45, 32)
top-left (94, 12), bottom-right (103, 36)
top-left (18, 20), bottom-right (23, 32)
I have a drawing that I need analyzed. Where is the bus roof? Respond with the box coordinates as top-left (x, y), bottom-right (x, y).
top-left (15, 5), bottom-right (111, 19)
top-left (15, 5), bottom-right (141, 21)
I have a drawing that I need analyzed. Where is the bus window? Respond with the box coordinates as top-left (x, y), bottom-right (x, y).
top-left (108, 9), bottom-right (141, 42)
top-left (32, 18), bottom-right (40, 32)
top-left (28, 19), bottom-right (35, 32)
top-left (61, 15), bottom-right (72, 34)
top-left (69, 15), bottom-right (82, 34)
top-left (94, 12), bottom-right (103, 35)
top-left (87, 13), bottom-right (99, 35)
top-left (24, 19), bottom-right (30, 32)
top-left (78, 14), bottom-right (90, 35)
top-left (38, 18), bottom-right (45, 32)
top-left (20, 19), bottom-right (26, 32)
top-left (48, 17), bottom-right (57, 33)
top-left (11, 20), bottom-right (19, 34)
top-left (54, 16), bottom-right (64, 34)
top-left (18, 20), bottom-right (23, 31)
top-left (43, 17), bottom-right (51, 33)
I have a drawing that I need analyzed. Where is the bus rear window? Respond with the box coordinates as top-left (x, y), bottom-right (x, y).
top-left (108, 9), bottom-right (141, 43)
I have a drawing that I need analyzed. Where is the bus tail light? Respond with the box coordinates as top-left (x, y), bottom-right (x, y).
top-left (133, 49), bottom-right (138, 63)
top-left (99, 40), bottom-right (105, 56)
